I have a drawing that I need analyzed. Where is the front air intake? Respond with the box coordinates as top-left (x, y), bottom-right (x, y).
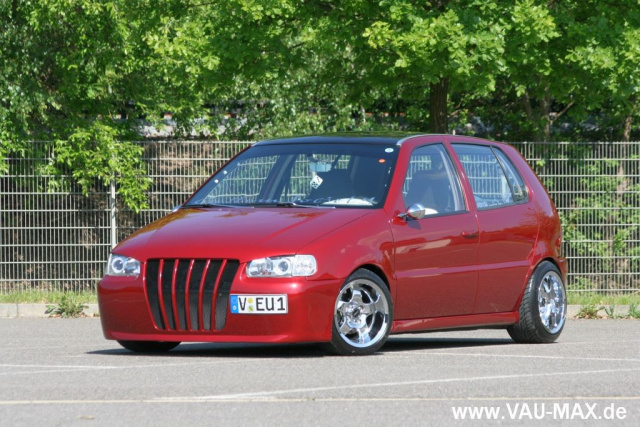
top-left (144, 259), bottom-right (239, 331)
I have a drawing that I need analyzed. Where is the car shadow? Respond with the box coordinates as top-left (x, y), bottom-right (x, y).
top-left (88, 336), bottom-right (515, 359)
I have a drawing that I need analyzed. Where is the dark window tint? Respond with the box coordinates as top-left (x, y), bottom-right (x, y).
top-left (452, 144), bottom-right (515, 209)
top-left (403, 144), bottom-right (465, 216)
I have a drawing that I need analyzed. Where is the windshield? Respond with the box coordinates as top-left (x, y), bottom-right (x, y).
top-left (185, 143), bottom-right (399, 208)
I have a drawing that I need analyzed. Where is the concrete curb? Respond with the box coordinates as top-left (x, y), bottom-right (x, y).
top-left (0, 304), bottom-right (635, 319)
top-left (0, 304), bottom-right (99, 318)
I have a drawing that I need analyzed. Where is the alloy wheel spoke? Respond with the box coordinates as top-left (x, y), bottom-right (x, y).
top-left (350, 289), bottom-right (364, 305)
top-left (339, 320), bottom-right (353, 335)
top-left (336, 300), bottom-right (348, 315)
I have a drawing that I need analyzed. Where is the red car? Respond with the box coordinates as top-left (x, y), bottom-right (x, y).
top-left (99, 133), bottom-right (567, 355)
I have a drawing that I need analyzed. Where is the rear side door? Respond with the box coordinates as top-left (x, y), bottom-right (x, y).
top-left (451, 143), bottom-right (538, 314)
top-left (391, 142), bottom-right (480, 319)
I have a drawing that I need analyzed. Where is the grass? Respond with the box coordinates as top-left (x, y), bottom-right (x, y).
top-left (567, 293), bottom-right (640, 306)
top-left (0, 290), bottom-right (97, 304)
top-left (575, 304), bottom-right (601, 319)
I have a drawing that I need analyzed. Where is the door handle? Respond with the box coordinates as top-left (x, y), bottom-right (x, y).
top-left (461, 231), bottom-right (479, 239)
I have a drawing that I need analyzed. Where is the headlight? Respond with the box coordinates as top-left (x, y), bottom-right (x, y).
top-left (246, 255), bottom-right (317, 278)
top-left (106, 254), bottom-right (141, 277)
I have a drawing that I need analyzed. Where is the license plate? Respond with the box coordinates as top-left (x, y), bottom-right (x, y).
top-left (230, 295), bottom-right (288, 314)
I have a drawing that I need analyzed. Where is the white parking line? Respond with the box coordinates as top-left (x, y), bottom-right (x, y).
top-left (159, 367), bottom-right (640, 402)
top-left (395, 352), bottom-right (640, 363)
top-left (0, 395), bottom-right (639, 405)
top-left (0, 359), bottom-right (276, 377)
top-left (0, 364), bottom-right (116, 369)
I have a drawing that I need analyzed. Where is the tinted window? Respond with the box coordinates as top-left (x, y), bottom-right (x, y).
top-left (452, 144), bottom-right (516, 209)
top-left (403, 144), bottom-right (465, 215)
top-left (494, 148), bottom-right (528, 203)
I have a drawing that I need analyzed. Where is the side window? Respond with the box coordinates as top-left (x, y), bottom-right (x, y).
top-left (403, 144), bottom-right (465, 216)
top-left (452, 144), bottom-right (516, 209)
top-left (493, 148), bottom-right (529, 203)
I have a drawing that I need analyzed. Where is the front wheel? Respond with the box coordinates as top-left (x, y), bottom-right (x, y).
top-left (508, 261), bottom-right (567, 343)
top-left (328, 269), bottom-right (393, 355)
top-left (117, 340), bottom-right (180, 353)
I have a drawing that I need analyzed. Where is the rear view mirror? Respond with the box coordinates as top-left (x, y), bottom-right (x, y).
top-left (399, 203), bottom-right (426, 221)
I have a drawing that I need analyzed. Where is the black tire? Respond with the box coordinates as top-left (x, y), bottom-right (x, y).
top-left (327, 269), bottom-right (393, 356)
top-left (508, 261), bottom-right (567, 343)
top-left (117, 340), bottom-right (180, 353)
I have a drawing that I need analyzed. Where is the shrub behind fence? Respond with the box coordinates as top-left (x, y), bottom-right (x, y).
top-left (1, 140), bottom-right (638, 295)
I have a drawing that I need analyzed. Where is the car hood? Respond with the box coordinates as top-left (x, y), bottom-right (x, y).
top-left (114, 207), bottom-right (372, 262)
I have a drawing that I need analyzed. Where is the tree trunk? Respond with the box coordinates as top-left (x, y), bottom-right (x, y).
top-left (622, 94), bottom-right (636, 143)
top-left (540, 86), bottom-right (551, 142)
top-left (429, 77), bottom-right (449, 134)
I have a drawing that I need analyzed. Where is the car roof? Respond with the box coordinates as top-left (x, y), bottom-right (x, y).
top-left (253, 132), bottom-right (506, 147)
top-left (254, 132), bottom-right (427, 146)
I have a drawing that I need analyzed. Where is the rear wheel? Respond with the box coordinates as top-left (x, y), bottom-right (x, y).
top-left (328, 269), bottom-right (393, 355)
top-left (117, 340), bottom-right (180, 353)
top-left (508, 261), bottom-right (566, 343)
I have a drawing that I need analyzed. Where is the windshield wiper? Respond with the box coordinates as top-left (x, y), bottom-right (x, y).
top-left (275, 202), bottom-right (314, 208)
top-left (250, 201), bottom-right (330, 208)
top-left (183, 203), bottom-right (244, 209)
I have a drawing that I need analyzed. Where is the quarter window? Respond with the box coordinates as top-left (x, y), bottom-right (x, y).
top-left (493, 149), bottom-right (528, 203)
top-left (403, 144), bottom-right (465, 216)
top-left (452, 144), bottom-right (522, 209)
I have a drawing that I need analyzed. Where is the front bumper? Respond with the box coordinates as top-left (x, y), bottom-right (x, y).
top-left (98, 273), bottom-right (340, 344)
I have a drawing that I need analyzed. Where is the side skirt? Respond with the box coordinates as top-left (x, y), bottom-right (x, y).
top-left (391, 311), bottom-right (519, 335)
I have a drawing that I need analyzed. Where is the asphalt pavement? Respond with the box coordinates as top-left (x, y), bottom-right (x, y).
top-left (0, 318), bottom-right (638, 426)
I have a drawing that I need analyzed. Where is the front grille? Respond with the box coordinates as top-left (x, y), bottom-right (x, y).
top-left (144, 259), bottom-right (239, 331)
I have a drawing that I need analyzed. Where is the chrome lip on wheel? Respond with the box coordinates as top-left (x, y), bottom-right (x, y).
top-left (537, 271), bottom-right (566, 334)
top-left (334, 279), bottom-right (390, 348)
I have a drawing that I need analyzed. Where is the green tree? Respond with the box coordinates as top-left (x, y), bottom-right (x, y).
top-left (0, 0), bottom-right (158, 209)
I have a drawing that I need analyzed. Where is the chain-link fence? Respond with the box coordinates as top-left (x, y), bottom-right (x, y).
top-left (1, 140), bottom-right (638, 295)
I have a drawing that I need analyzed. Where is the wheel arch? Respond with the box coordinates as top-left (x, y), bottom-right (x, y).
top-left (355, 264), bottom-right (391, 290)
top-left (512, 257), bottom-right (565, 313)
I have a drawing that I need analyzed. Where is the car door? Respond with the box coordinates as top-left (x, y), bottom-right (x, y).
top-left (451, 143), bottom-right (538, 314)
top-left (391, 142), bottom-right (480, 319)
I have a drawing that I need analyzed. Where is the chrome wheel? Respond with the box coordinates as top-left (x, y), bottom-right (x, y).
top-left (334, 278), bottom-right (390, 349)
top-left (537, 271), bottom-right (566, 334)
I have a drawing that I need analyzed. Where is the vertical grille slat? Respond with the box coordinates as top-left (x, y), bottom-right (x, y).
top-left (161, 260), bottom-right (177, 330)
top-left (202, 260), bottom-right (222, 331)
top-left (175, 260), bottom-right (189, 330)
top-left (144, 258), bottom-right (237, 332)
top-left (215, 260), bottom-right (240, 330)
top-left (197, 260), bottom-right (211, 331)
top-left (145, 260), bottom-right (164, 329)
top-left (157, 259), bottom-right (171, 329)
top-left (170, 260), bottom-right (180, 330)
top-left (183, 260), bottom-right (195, 330)
top-left (188, 260), bottom-right (206, 330)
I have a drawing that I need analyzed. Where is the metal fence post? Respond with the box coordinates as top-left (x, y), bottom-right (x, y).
top-left (110, 179), bottom-right (117, 250)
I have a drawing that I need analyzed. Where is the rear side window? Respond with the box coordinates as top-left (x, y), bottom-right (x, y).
top-left (452, 144), bottom-right (526, 210)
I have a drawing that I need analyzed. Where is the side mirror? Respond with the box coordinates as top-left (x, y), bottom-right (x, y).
top-left (171, 205), bottom-right (182, 213)
top-left (398, 203), bottom-right (426, 221)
